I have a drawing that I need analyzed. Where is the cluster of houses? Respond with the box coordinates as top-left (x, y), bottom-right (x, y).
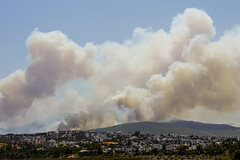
top-left (0, 130), bottom-right (234, 154)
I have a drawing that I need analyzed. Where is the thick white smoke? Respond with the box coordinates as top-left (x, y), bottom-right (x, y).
top-left (0, 30), bottom-right (96, 125)
top-left (104, 18), bottom-right (240, 123)
top-left (60, 8), bottom-right (240, 130)
top-left (1, 8), bottom-right (240, 131)
top-left (59, 8), bottom-right (219, 130)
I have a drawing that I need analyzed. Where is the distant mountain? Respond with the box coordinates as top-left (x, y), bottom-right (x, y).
top-left (166, 120), bottom-right (238, 130)
top-left (2, 119), bottom-right (240, 137)
top-left (92, 120), bottom-right (240, 137)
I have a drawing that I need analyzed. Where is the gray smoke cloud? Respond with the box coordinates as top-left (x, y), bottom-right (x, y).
top-left (58, 110), bottom-right (115, 131)
top-left (105, 15), bottom-right (240, 122)
top-left (1, 8), bottom-right (240, 131)
top-left (58, 8), bottom-right (240, 130)
top-left (0, 30), bottom-right (96, 124)
top-left (59, 8), bottom-right (219, 130)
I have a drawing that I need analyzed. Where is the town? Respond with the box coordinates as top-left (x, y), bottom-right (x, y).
top-left (1, 130), bottom-right (240, 159)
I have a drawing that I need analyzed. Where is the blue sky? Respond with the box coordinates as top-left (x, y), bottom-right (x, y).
top-left (0, 0), bottom-right (240, 78)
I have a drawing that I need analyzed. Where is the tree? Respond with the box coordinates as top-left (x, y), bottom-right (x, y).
top-left (196, 145), bottom-right (203, 154)
top-left (133, 131), bottom-right (140, 137)
top-left (177, 146), bottom-right (188, 155)
top-left (233, 150), bottom-right (240, 160)
top-left (162, 143), bottom-right (166, 152)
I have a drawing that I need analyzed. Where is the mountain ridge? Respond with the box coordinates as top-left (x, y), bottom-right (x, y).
top-left (1, 120), bottom-right (240, 137)
top-left (92, 120), bottom-right (240, 137)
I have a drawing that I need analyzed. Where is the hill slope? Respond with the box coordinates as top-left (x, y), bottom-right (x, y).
top-left (92, 120), bottom-right (240, 137)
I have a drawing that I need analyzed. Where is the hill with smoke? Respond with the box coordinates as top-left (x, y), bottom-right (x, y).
top-left (1, 8), bottom-right (240, 131)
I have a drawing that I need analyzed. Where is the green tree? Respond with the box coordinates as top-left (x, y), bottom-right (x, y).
top-left (233, 150), bottom-right (240, 160)
top-left (196, 145), bottom-right (203, 154)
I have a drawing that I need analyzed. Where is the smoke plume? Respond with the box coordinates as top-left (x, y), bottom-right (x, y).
top-left (1, 8), bottom-right (240, 131)
top-left (59, 8), bottom-right (220, 130)
top-left (0, 30), bottom-right (96, 124)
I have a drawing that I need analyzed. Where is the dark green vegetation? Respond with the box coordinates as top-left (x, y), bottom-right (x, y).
top-left (14, 155), bottom-right (237, 160)
top-left (2, 138), bottom-right (240, 159)
top-left (93, 120), bottom-right (240, 136)
top-left (22, 157), bottom-right (146, 160)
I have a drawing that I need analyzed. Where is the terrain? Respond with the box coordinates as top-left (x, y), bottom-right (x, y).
top-left (92, 120), bottom-right (240, 137)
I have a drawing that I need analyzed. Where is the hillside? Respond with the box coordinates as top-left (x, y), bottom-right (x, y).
top-left (92, 120), bottom-right (240, 137)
